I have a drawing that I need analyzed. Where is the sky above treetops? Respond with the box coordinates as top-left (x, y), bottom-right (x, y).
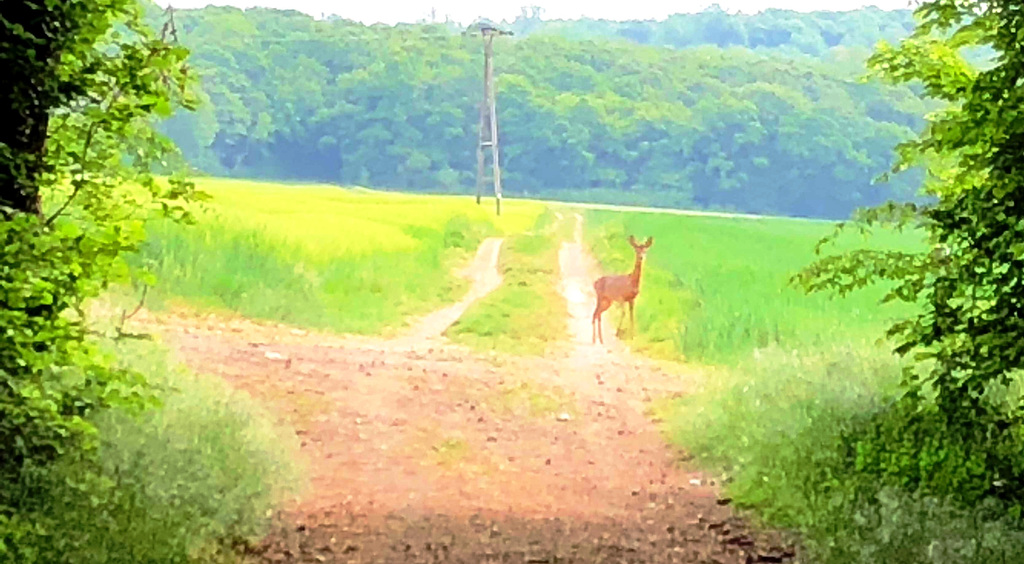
top-left (155, 0), bottom-right (914, 26)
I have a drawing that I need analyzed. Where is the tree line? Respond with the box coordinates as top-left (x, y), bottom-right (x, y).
top-left (162, 5), bottom-right (935, 219)
top-left (507, 5), bottom-right (915, 60)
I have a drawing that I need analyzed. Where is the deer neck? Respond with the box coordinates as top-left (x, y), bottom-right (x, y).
top-left (630, 255), bottom-right (644, 287)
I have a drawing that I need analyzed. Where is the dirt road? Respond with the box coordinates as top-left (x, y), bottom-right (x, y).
top-left (133, 216), bottom-right (796, 563)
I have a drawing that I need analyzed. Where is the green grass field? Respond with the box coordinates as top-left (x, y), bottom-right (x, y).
top-left (584, 210), bottom-right (919, 364)
top-left (139, 178), bottom-right (544, 333)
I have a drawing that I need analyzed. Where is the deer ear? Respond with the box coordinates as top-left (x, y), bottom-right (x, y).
top-left (645, 237), bottom-right (654, 247)
top-left (628, 235), bottom-right (637, 246)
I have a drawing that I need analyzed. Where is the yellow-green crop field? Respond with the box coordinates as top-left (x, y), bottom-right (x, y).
top-left (139, 178), bottom-right (544, 333)
top-left (199, 179), bottom-right (539, 259)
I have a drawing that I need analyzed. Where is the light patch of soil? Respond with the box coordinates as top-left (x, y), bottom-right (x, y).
top-left (560, 212), bottom-right (628, 352)
top-left (127, 217), bottom-right (797, 563)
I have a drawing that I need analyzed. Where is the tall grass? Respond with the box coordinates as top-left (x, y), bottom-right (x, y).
top-left (653, 346), bottom-right (899, 525)
top-left (656, 346), bottom-right (1024, 564)
top-left (18, 339), bottom-right (302, 563)
top-left (584, 210), bottom-right (918, 364)
top-left (447, 211), bottom-right (568, 355)
top-left (139, 178), bottom-right (543, 333)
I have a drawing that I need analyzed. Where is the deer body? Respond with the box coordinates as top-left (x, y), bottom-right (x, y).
top-left (592, 236), bottom-right (652, 344)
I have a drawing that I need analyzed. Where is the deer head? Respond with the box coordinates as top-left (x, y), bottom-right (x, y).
top-left (628, 235), bottom-right (654, 259)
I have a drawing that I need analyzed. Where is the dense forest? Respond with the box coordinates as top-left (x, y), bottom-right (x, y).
top-left (161, 6), bottom-right (935, 218)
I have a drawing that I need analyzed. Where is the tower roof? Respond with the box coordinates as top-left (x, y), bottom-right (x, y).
top-left (466, 18), bottom-right (512, 35)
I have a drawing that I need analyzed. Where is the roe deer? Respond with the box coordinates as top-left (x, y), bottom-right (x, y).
top-left (592, 235), bottom-right (653, 344)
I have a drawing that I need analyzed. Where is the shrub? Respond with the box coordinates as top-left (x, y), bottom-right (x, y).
top-left (846, 396), bottom-right (1024, 517)
top-left (15, 340), bottom-right (303, 563)
top-left (662, 346), bottom-right (898, 526)
top-left (661, 345), bottom-right (1024, 563)
top-left (809, 488), bottom-right (1024, 564)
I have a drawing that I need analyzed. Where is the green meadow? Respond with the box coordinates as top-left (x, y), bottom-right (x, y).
top-left (583, 210), bottom-right (917, 364)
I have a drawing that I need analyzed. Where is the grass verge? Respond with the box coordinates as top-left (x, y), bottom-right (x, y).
top-left (659, 345), bottom-right (1024, 563)
top-left (446, 211), bottom-right (567, 355)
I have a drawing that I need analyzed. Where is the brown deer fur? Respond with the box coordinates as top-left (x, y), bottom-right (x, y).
top-left (592, 235), bottom-right (653, 344)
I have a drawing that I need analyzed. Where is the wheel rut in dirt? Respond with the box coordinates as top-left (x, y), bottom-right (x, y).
top-left (559, 212), bottom-right (624, 353)
top-left (392, 236), bottom-right (504, 345)
top-left (134, 223), bottom-right (796, 563)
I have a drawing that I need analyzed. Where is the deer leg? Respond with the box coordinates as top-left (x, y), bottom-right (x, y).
top-left (628, 300), bottom-right (635, 336)
top-left (593, 298), bottom-right (609, 345)
top-left (592, 300), bottom-right (601, 344)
